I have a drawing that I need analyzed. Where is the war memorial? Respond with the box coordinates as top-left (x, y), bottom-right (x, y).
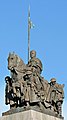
top-left (0, 7), bottom-right (64, 120)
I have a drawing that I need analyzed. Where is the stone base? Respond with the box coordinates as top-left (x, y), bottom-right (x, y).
top-left (0, 110), bottom-right (64, 120)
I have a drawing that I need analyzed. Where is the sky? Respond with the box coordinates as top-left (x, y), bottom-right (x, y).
top-left (0, 0), bottom-right (67, 119)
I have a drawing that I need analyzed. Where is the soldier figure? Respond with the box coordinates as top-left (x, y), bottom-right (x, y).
top-left (27, 50), bottom-right (43, 89)
top-left (5, 76), bottom-right (16, 109)
top-left (46, 78), bottom-right (64, 116)
top-left (27, 50), bottom-right (43, 74)
top-left (25, 50), bottom-right (43, 103)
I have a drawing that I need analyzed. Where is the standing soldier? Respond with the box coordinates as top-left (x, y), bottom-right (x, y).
top-left (46, 78), bottom-right (64, 116)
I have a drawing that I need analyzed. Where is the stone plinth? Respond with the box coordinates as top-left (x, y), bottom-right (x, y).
top-left (0, 110), bottom-right (64, 120)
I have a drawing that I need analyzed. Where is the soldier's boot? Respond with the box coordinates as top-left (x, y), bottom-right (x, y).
top-left (37, 101), bottom-right (44, 111)
top-left (26, 101), bottom-right (29, 107)
top-left (13, 87), bottom-right (17, 97)
top-left (5, 98), bottom-right (10, 104)
top-left (57, 102), bottom-right (62, 117)
top-left (10, 100), bottom-right (16, 109)
top-left (16, 88), bottom-right (21, 98)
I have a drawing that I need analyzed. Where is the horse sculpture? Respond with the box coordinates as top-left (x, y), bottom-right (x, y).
top-left (5, 53), bottom-right (27, 108)
top-left (5, 52), bottom-right (46, 108)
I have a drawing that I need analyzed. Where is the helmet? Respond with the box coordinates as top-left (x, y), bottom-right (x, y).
top-left (50, 78), bottom-right (56, 82)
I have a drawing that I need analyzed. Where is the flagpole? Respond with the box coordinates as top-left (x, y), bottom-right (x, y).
top-left (28, 6), bottom-right (34, 61)
top-left (28, 6), bottom-right (30, 61)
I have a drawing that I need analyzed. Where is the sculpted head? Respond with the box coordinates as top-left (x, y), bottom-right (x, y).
top-left (30, 50), bottom-right (36, 58)
top-left (50, 78), bottom-right (56, 85)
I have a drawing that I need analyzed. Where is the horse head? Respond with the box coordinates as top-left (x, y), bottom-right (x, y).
top-left (8, 52), bottom-right (26, 73)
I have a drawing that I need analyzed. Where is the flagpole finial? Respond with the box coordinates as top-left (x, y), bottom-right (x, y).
top-left (28, 5), bottom-right (30, 19)
top-left (29, 5), bottom-right (30, 11)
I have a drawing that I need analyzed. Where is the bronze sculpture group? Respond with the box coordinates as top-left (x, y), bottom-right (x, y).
top-left (5, 50), bottom-right (64, 117)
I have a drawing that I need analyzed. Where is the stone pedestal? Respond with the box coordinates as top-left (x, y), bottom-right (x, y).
top-left (0, 110), bottom-right (64, 120)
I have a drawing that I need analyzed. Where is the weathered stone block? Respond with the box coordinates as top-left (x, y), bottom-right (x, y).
top-left (0, 110), bottom-right (64, 120)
